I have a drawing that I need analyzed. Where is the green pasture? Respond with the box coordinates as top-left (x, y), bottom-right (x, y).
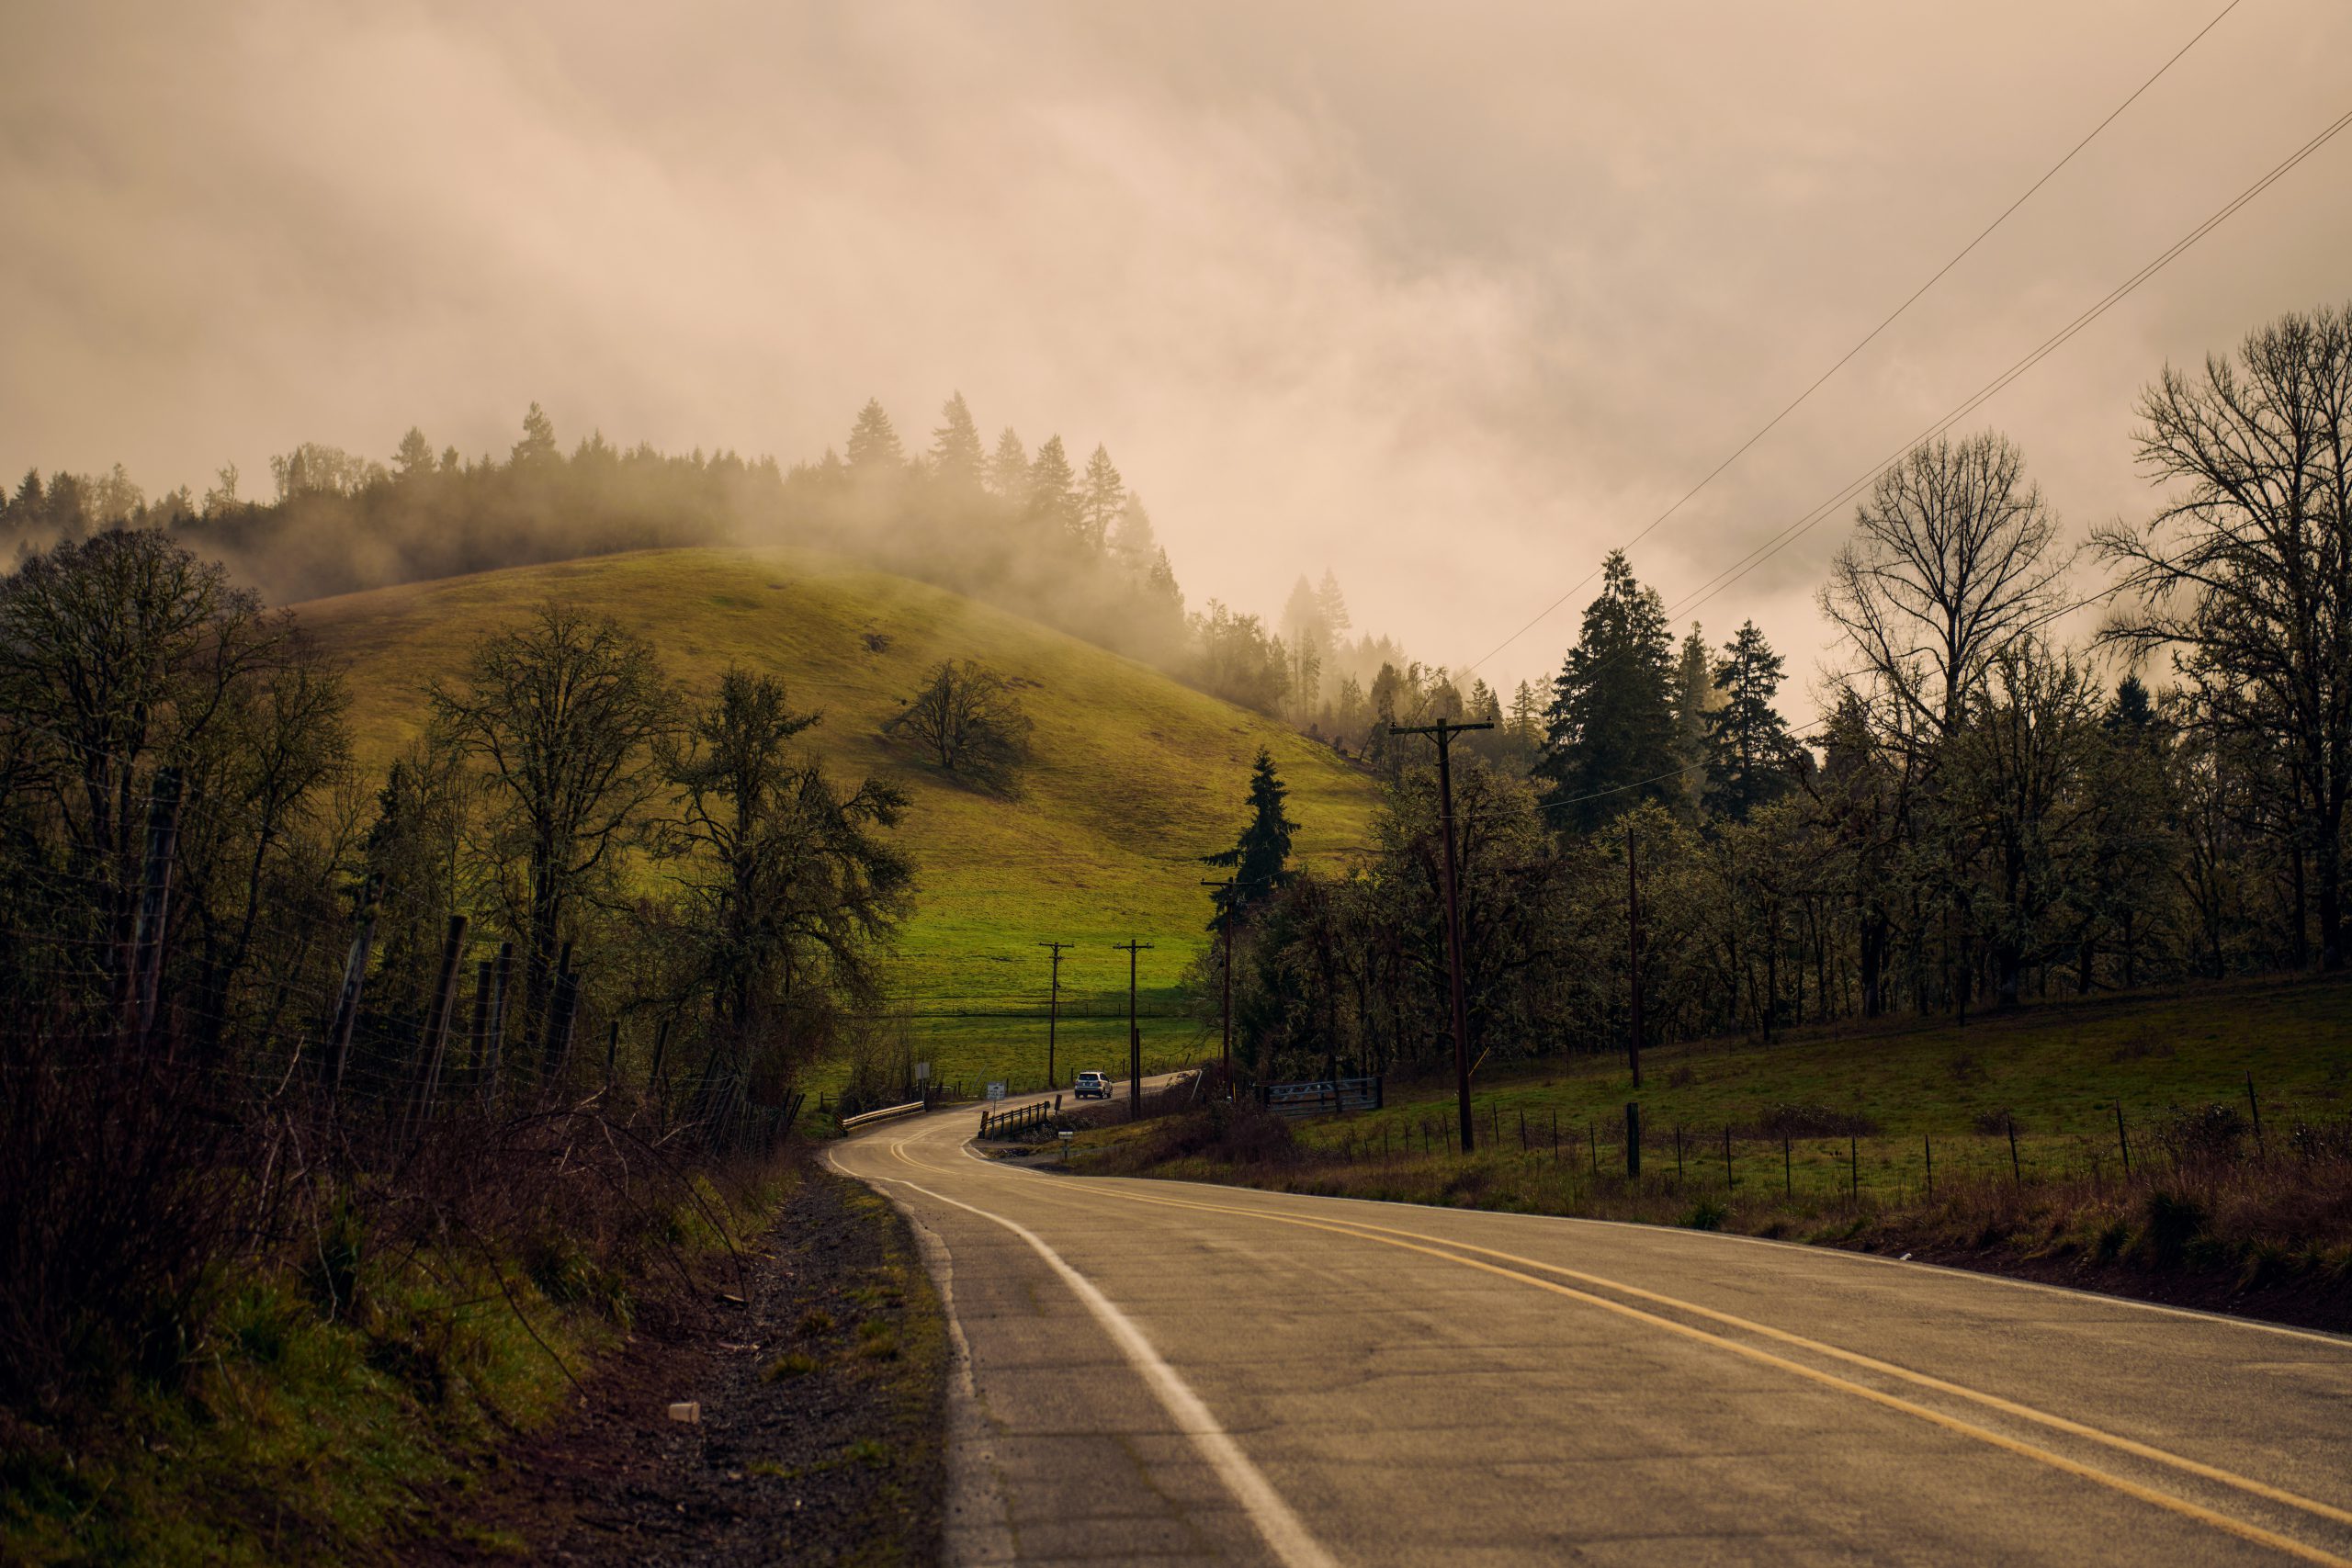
top-left (301, 546), bottom-right (1377, 1092)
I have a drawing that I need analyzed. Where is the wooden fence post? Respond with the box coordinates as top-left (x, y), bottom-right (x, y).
top-left (467, 958), bottom-right (493, 1086)
top-left (327, 908), bottom-right (378, 1098)
top-left (484, 942), bottom-right (513, 1100)
top-left (412, 915), bottom-right (469, 1127)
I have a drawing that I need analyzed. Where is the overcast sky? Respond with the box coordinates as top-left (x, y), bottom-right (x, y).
top-left (6, 0), bottom-right (2349, 712)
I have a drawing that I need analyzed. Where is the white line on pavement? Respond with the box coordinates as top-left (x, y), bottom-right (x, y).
top-left (863, 1167), bottom-right (1340, 1568)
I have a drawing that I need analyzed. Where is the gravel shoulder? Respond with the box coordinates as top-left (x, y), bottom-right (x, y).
top-left (416, 1159), bottom-right (946, 1566)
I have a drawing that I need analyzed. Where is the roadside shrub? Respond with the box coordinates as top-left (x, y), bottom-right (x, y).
top-left (2141, 1189), bottom-right (2208, 1268)
top-left (0, 1046), bottom-right (240, 1416)
top-left (2154, 1103), bottom-right (2245, 1168)
top-left (1681, 1198), bottom-right (1728, 1231)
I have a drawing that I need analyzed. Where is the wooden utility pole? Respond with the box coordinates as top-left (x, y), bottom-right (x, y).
top-left (1202, 878), bottom-right (1238, 1101)
top-left (1391, 717), bottom-right (1492, 1154)
top-left (1113, 939), bottom-right (1153, 1121)
top-left (1037, 940), bottom-right (1071, 1088)
top-left (1626, 824), bottom-right (1644, 1089)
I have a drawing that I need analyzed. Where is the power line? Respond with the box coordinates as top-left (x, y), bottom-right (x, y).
top-left (1666, 96), bottom-right (2352, 626)
top-left (1463, 0), bottom-right (2248, 679)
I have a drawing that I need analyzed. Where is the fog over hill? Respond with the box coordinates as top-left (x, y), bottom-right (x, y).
top-left (8, 1), bottom-right (2351, 707)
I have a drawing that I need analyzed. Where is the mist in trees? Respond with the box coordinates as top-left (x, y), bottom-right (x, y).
top-left (1211, 300), bottom-right (2352, 1088)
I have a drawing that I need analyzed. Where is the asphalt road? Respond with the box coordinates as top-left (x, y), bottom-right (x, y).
top-left (831, 1087), bottom-right (2352, 1566)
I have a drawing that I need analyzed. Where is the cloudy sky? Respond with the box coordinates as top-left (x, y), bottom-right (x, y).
top-left (6, 0), bottom-right (2349, 710)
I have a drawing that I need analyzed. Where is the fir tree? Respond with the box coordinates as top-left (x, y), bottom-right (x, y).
top-left (1535, 550), bottom-right (1679, 833)
top-left (929, 392), bottom-right (986, 489)
top-left (987, 426), bottom-right (1028, 500)
top-left (1026, 434), bottom-right (1079, 537)
top-left (846, 398), bottom-right (904, 474)
top-left (512, 402), bottom-right (559, 468)
top-left (1203, 747), bottom-right (1297, 929)
top-left (1077, 444), bottom-right (1125, 551)
top-left (1316, 570), bottom-right (1351, 641)
top-left (1703, 620), bottom-right (1796, 820)
top-left (1109, 492), bottom-right (1159, 570)
top-left (392, 426), bottom-right (435, 479)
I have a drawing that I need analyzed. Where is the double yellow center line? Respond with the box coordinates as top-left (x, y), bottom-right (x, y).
top-left (1045, 1167), bottom-right (2351, 1565)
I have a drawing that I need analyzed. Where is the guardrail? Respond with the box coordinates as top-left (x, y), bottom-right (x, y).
top-left (840, 1099), bottom-right (925, 1131)
top-left (1260, 1076), bottom-right (1384, 1119)
top-left (979, 1096), bottom-right (1059, 1139)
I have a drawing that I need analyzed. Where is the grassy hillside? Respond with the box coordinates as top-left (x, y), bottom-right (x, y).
top-left (298, 547), bottom-right (1380, 1092)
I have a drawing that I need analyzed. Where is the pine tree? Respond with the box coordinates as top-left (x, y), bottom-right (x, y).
top-left (1703, 620), bottom-right (1796, 821)
top-left (929, 392), bottom-right (986, 489)
top-left (1535, 550), bottom-right (1679, 833)
top-left (512, 402), bottom-right (559, 468)
top-left (1109, 492), bottom-right (1159, 570)
top-left (987, 427), bottom-right (1028, 500)
top-left (1280, 575), bottom-right (1325, 719)
top-left (1509, 680), bottom-right (1541, 740)
top-left (1671, 623), bottom-right (1714, 815)
top-left (393, 426), bottom-right (435, 479)
top-left (1203, 747), bottom-right (1297, 929)
top-left (846, 398), bottom-right (904, 475)
top-left (1027, 435), bottom-right (1078, 537)
top-left (1316, 570), bottom-right (1351, 641)
top-left (1077, 445), bottom-right (1125, 551)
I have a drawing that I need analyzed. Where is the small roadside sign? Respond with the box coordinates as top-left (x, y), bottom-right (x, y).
top-left (987, 1081), bottom-right (1006, 1102)
top-left (913, 1061), bottom-right (930, 1081)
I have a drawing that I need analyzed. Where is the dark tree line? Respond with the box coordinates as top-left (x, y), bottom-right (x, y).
top-left (0, 529), bottom-right (913, 1130)
top-left (1209, 302), bottom-right (2352, 1087)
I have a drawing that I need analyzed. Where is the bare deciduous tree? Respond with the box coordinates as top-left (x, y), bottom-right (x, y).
top-left (2094, 302), bottom-right (2352, 969)
top-left (428, 603), bottom-right (673, 1062)
top-left (1822, 431), bottom-right (2075, 749)
top-left (886, 659), bottom-right (1033, 792)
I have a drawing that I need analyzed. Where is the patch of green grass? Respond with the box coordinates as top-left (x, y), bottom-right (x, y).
top-left (300, 547), bottom-right (1380, 1099)
top-left (1067, 976), bottom-right (2352, 1310)
top-left (795, 1308), bottom-right (835, 1337)
top-left (764, 1350), bottom-right (821, 1381)
top-left (1261, 972), bottom-right (2352, 1196)
top-left (3, 1169), bottom-right (794, 1563)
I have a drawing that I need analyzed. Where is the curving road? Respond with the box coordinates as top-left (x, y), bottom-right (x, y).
top-left (831, 1087), bottom-right (2352, 1566)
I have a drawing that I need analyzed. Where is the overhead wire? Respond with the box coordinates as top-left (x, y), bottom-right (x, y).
top-left (1461, 0), bottom-right (2250, 680)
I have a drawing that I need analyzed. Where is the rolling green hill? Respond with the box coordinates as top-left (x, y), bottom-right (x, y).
top-left (296, 547), bottom-right (1380, 1092)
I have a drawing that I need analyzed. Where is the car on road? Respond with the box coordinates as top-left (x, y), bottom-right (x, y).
top-left (1072, 1070), bottom-right (1111, 1100)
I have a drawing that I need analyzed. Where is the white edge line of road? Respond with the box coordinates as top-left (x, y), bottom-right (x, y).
top-left (845, 1154), bottom-right (1341, 1568)
top-left (962, 1142), bottom-right (2352, 1353)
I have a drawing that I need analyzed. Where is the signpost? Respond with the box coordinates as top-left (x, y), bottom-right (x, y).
top-left (914, 1061), bottom-right (930, 1082)
top-left (987, 1081), bottom-right (1006, 1102)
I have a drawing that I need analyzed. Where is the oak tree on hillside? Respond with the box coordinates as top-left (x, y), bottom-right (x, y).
top-left (428, 603), bottom-right (674, 1065)
top-left (664, 669), bottom-right (911, 1121)
top-left (887, 659), bottom-right (1034, 793)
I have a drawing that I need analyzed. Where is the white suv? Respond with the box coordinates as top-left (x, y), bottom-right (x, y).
top-left (1072, 1071), bottom-right (1111, 1100)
